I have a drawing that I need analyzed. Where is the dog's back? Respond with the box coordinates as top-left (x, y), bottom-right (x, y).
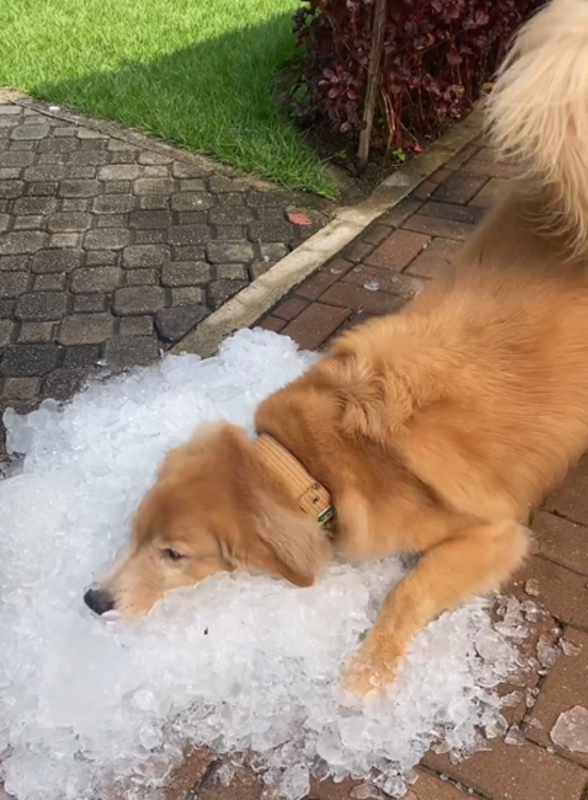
top-left (310, 246), bottom-right (588, 524)
top-left (313, 0), bottom-right (588, 521)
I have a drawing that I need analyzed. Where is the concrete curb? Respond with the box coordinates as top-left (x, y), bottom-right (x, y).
top-left (173, 108), bottom-right (483, 357)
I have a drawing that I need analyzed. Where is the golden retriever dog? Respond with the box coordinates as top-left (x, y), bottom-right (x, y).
top-left (85, 0), bottom-right (588, 694)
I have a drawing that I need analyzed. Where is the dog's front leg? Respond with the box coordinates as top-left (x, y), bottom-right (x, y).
top-left (345, 519), bottom-right (530, 695)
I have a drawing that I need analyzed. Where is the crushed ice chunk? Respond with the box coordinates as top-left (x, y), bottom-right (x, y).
top-left (524, 716), bottom-right (542, 730)
top-left (484, 714), bottom-right (508, 739)
top-left (493, 597), bottom-right (528, 642)
top-left (501, 690), bottom-right (523, 708)
top-left (524, 579), bottom-right (540, 597)
top-left (560, 639), bottom-right (581, 657)
top-left (525, 688), bottom-right (537, 709)
top-left (551, 707), bottom-right (588, 753)
top-left (350, 784), bottom-right (381, 799)
top-left (214, 763), bottom-right (235, 786)
top-left (537, 635), bottom-right (560, 669)
top-left (3, 399), bottom-right (61, 454)
top-left (404, 770), bottom-right (418, 786)
top-left (278, 764), bottom-right (309, 800)
top-left (0, 328), bottom-right (530, 800)
top-left (375, 773), bottom-right (405, 797)
top-left (363, 281), bottom-right (380, 292)
top-left (520, 600), bottom-right (542, 622)
top-left (504, 725), bottom-right (525, 746)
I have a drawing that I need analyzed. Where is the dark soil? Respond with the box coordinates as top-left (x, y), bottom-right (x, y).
top-left (302, 116), bottom-right (429, 195)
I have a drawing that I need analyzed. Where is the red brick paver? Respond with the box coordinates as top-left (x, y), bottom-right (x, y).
top-left (513, 556), bottom-right (588, 630)
top-left (280, 301), bottom-right (351, 351)
top-left (533, 510), bottom-right (588, 575)
top-left (544, 452), bottom-right (588, 526)
top-left (527, 626), bottom-right (588, 768)
top-left (424, 740), bottom-right (587, 800)
top-left (366, 229), bottom-right (431, 269)
top-left (252, 135), bottom-right (588, 800)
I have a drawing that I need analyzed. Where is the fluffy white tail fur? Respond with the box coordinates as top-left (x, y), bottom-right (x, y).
top-left (486, 0), bottom-right (588, 258)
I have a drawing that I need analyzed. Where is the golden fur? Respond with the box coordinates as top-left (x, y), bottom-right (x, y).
top-left (88, 0), bottom-right (588, 693)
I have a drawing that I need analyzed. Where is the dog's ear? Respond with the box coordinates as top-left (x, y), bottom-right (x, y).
top-left (225, 493), bottom-right (332, 588)
top-left (207, 426), bottom-right (333, 586)
top-left (254, 495), bottom-right (332, 587)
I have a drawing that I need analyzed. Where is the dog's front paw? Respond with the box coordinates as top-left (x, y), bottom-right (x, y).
top-left (344, 637), bottom-right (403, 697)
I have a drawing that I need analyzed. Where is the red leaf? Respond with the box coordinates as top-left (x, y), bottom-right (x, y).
top-left (287, 211), bottom-right (313, 226)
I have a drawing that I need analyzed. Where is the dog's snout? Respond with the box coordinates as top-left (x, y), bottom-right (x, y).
top-left (84, 586), bottom-right (115, 616)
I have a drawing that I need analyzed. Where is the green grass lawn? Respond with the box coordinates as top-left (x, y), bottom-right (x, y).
top-left (0, 0), bottom-right (336, 196)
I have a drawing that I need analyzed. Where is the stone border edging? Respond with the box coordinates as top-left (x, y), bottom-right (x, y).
top-left (173, 108), bottom-right (483, 357)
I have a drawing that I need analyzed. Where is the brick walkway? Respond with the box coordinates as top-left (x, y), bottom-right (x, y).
top-left (2, 114), bottom-right (588, 800)
top-left (0, 97), bottom-right (328, 457)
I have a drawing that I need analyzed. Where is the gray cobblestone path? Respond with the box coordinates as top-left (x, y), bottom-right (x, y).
top-left (0, 98), bottom-right (329, 457)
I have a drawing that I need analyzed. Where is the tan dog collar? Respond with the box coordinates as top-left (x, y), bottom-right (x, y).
top-left (254, 433), bottom-right (335, 533)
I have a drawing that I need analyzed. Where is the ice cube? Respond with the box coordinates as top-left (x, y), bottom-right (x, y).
top-left (537, 635), bottom-right (560, 669)
top-left (214, 763), bottom-right (235, 786)
top-left (551, 707), bottom-right (588, 754)
top-left (524, 579), bottom-right (540, 597)
top-left (504, 725), bottom-right (525, 746)
top-left (501, 691), bottom-right (523, 708)
top-left (375, 774), bottom-right (405, 797)
top-left (278, 765), bottom-right (309, 800)
top-left (520, 600), bottom-right (541, 622)
top-left (350, 784), bottom-right (380, 800)
top-left (560, 639), bottom-right (581, 657)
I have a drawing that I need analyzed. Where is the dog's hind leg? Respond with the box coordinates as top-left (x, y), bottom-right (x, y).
top-left (345, 519), bottom-right (530, 695)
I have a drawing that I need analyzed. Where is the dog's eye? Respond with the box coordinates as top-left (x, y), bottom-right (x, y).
top-left (163, 548), bottom-right (184, 562)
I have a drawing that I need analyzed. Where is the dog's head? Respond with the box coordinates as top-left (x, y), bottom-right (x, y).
top-left (84, 423), bottom-right (331, 617)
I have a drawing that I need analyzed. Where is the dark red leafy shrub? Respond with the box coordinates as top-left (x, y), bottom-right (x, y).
top-left (288, 0), bottom-right (544, 153)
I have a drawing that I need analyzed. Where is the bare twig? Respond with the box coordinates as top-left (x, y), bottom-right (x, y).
top-left (358, 0), bottom-right (387, 167)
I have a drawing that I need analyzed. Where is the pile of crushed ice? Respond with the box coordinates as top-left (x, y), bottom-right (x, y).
top-left (0, 329), bottom-right (541, 800)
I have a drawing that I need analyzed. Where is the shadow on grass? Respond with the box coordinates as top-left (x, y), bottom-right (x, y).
top-left (32, 12), bottom-right (336, 196)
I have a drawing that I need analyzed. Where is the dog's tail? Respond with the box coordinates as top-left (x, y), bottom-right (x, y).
top-left (486, 0), bottom-right (588, 258)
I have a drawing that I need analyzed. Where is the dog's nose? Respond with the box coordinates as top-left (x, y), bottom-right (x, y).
top-left (84, 586), bottom-right (115, 616)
